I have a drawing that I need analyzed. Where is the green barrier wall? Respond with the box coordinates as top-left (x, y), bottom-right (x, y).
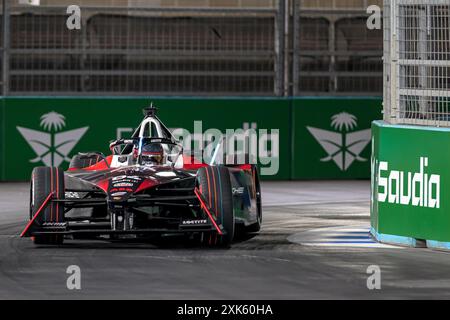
top-left (292, 98), bottom-right (381, 179)
top-left (371, 121), bottom-right (450, 246)
top-left (3, 97), bottom-right (291, 181)
top-left (0, 97), bottom-right (381, 181)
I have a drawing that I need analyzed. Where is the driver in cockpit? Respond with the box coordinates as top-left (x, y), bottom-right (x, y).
top-left (135, 142), bottom-right (165, 166)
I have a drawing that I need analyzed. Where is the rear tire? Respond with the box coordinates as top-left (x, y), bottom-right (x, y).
top-left (30, 167), bottom-right (65, 245)
top-left (196, 166), bottom-right (235, 247)
top-left (245, 166), bottom-right (262, 233)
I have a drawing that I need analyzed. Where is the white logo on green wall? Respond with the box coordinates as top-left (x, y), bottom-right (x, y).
top-left (307, 112), bottom-right (371, 171)
top-left (17, 112), bottom-right (89, 167)
top-left (378, 157), bottom-right (440, 209)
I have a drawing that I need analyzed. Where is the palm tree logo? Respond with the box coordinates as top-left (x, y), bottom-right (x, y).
top-left (17, 112), bottom-right (89, 167)
top-left (40, 112), bottom-right (66, 131)
top-left (331, 112), bottom-right (357, 131)
top-left (307, 112), bottom-right (371, 171)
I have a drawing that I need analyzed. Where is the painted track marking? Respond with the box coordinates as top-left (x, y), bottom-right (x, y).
top-left (288, 226), bottom-right (402, 249)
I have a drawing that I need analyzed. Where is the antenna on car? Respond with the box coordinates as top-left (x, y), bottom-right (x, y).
top-left (143, 102), bottom-right (158, 118)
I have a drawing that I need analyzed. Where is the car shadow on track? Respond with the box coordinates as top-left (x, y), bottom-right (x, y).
top-left (30, 232), bottom-right (260, 250)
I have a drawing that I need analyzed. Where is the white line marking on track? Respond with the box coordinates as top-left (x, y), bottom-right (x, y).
top-left (288, 226), bottom-right (402, 249)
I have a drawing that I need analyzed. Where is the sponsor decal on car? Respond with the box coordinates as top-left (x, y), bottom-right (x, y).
top-left (111, 192), bottom-right (129, 197)
top-left (112, 182), bottom-right (135, 188)
top-left (65, 191), bottom-right (80, 198)
top-left (42, 222), bottom-right (67, 228)
top-left (112, 176), bottom-right (141, 181)
top-left (232, 187), bottom-right (245, 195)
top-left (182, 219), bottom-right (208, 225)
top-left (110, 187), bottom-right (133, 193)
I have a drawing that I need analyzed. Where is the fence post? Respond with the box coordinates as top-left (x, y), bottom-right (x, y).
top-left (283, 0), bottom-right (290, 96)
top-left (292, 0), bottom-right (300, 96)
top-left (275, 0), bottom-right (286, 96)
top-left (2, 0), bottom-right (10, 96)
top-left (390, 0), bottom-right (398, 124)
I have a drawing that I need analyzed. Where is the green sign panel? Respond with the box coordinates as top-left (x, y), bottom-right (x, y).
top-left (0, 97), bottom-right (382, 181)
top-left (292, 98), bottom-right (382, 179)
top-left (2, 97), bottom-right (290, 181)
top-left (371, 121), bottom-right (450, 242)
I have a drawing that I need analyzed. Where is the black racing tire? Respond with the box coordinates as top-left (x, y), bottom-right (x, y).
top-left (69, 153), bottom-right (102, 170)
top-left (245, 166), bottom-right (262, 233)
top-left (30, 167), bottom-right (65, 245)
top-left (196, 166), bottom-right (235, 247)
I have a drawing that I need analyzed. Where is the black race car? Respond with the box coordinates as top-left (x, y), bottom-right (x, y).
top-left (21, 105), bottom-right (262, 247)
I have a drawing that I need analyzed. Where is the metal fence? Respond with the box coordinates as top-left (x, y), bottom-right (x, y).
top-left (384, 0), bottom-right (450, 126)
top-left (0, 0), bottom-right (383, 97)
top-left (294, 1), bottom-right (383, 96)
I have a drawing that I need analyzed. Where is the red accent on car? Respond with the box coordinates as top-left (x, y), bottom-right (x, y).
top-left (236, 164), bottom-right (252, 171)
top-left (56, 167), bottom-right (59, 222)
top-left (96, 179), bottom-right (110, 193)
top-left (134, 179), bottom-right (157, 194)
top-left (182, 154), bottom-right (208, 171)
top-left (194, 188), bottom-right (223, 236)
top-left (20, 191), bottom-right (55, 237)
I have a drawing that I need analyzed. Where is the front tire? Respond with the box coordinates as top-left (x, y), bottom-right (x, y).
top-left (196, 166), bottom-right (235, 247)
top-left (30, 167), bottom-right (65, 245)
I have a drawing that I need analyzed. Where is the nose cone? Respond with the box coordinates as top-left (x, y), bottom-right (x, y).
top-left (92, 166), bottom-right (195, 201)
top-left (108, 176), bottom-right (154, 201)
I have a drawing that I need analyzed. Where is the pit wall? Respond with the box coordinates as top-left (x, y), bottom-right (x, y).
top-left (0, 97), bottom-right (381, 181)
top-left (371, 121), bottom-right (450, 249)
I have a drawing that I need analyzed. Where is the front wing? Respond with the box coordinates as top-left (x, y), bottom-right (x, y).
top-left (21, 189), bottom-right (225, 238)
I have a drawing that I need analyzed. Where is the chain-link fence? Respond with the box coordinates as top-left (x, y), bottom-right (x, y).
top-left (6, 3), bottom-right (279, 96)
top-left (294, 0), bottom-right (383, 96)
top-left (1, 0), bottom-right (383, 97)
top-left (384, 0), bottom-right (450, 126)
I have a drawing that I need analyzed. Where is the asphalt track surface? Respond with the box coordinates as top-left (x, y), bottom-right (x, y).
top-left (1, 181), bottom-right (450, 299)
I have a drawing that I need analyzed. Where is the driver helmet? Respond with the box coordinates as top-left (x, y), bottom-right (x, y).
top-left (140, 143), bottom-right (164, 165)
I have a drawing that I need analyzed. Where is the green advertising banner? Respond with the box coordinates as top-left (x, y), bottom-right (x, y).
top-left (0, 97), bottom-right (382, 181)
top-left (3, 97), bottom-right (290, 181)
top-left (292, 98), bottom-right (382, 179)
top-left (371, 121), bottom-right (450, 244)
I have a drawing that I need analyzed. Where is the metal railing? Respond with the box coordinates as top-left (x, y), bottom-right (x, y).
top-left (384, 0), bottom-right (450, 127)
top-left (1, 0), bottom-right (383, 97)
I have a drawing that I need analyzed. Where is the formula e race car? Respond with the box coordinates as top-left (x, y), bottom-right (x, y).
top-left (21, 105), bottom-right (262, 247)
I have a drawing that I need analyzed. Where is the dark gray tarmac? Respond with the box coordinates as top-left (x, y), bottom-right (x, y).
top-left (0, 181), bottom-right (449, 299)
